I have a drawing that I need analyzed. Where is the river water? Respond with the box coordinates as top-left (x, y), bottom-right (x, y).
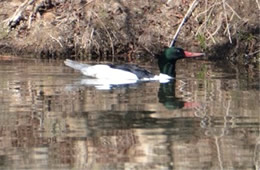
top-left (0, 56), bottom-right (259, 170)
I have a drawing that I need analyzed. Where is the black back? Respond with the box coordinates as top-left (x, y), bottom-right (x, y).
top-left (109, 64), bottom-right (154, 79)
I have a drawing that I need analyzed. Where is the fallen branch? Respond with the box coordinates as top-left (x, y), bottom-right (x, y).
top-left (169, 0), bottom-right (199, 47)
top-left (3, 0), bottom-right (35, 28)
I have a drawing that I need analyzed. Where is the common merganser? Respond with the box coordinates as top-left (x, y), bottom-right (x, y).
top-left (64, 47), bottom-right (204, 84)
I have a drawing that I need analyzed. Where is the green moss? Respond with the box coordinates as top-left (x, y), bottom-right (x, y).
top-left (196, 34), bottom-right (207, 50)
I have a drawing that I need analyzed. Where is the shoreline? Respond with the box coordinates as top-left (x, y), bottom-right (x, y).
top-left (0, 0), bottom-right (258, 70)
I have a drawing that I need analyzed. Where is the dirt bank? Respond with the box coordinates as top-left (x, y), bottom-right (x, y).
top-left (0, 0), bottom-right (259, 68)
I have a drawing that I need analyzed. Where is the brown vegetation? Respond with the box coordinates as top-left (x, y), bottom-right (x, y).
top-left (0, 0), bottom-right (259, 68)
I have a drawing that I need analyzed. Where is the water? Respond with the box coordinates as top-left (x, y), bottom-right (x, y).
top-left (0, 56), bottom-right (259, 170)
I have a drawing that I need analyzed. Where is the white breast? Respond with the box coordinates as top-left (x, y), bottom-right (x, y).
top-left (143, 73), bottom-right (172, 83)
top-left (80, 65), bottom-right (139, 80)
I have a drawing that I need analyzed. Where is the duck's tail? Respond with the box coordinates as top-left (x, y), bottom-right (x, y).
top-left (64, 59), bottom-right (90, 71)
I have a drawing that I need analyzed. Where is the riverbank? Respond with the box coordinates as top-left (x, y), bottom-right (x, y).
top-left (0, 0), bottom-right (259, 70)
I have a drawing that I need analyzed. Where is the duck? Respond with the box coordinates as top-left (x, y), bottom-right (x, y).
top-left (64, 47), bottom-right (204, 84)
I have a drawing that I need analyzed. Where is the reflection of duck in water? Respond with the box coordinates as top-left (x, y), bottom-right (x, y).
top-left (158, 81), bottom-right (184, 110)
top-left (64, 47), bottom-right (204, 87)
top-left (158, 81), bottom-right (199, 110)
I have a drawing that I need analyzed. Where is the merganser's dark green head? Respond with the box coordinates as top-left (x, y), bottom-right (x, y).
top-left (158, 47), bottom-right (205, 77)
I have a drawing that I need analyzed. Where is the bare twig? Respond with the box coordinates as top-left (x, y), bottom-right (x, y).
top-left (140, 44), bottom-right (155, 57)
top-left (204, 0), bottom-right (208, 30)
top-left (195, 1), bottom-right (222, 21)
top-left (169, 0), bottom-right (199, 47)
top-left (210, 12), bottom-right (223, 37)
top-left (222, 0), bottom-right (232, 43)
top-left (78, 0), bottom-right (95, 10)
top-left (256, 0), bottom-right (260, 10)
top-left (206, 29), bottom-right (216, 44)
top-left (49, 34), bottom-right (63, 48)
top-left (225, 3), bottom-right (242, 20)
top-left (195, 3), bottom-right (216, 36)
top-left (28, 12), bottom-right (33, 29)
top-left (166, 0), bottom-right (172, 5)
top-left (248, 50), bottom-right (260, 56)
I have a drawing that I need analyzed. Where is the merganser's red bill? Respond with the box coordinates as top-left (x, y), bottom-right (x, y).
top-left (184, 51), bottom-right (205, 58)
